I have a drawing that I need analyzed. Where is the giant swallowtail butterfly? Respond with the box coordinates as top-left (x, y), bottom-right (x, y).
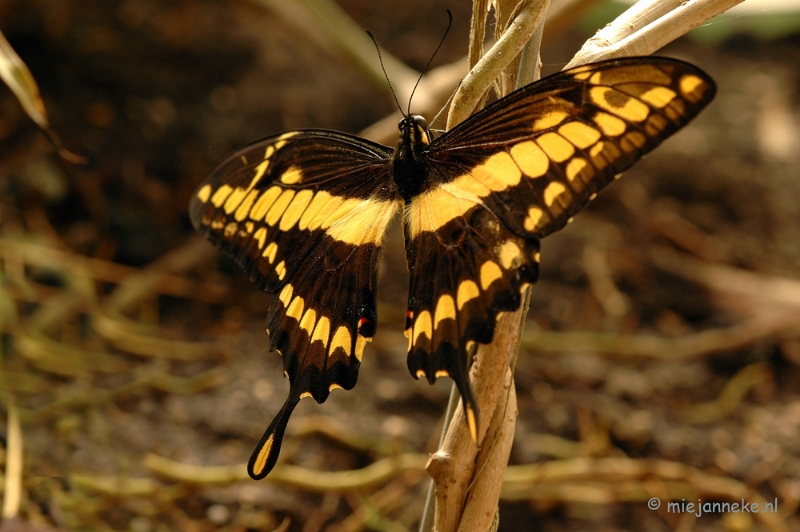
top-left (190, 56), bottom-right (715, 479)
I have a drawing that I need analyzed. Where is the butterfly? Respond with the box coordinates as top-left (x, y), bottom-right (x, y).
top-left (190, 56), bottom-right (715, 479)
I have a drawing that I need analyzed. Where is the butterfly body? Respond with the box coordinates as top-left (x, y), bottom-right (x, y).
top-left (190, 57), bottom-right (716, 479)
top-left (392, 115), bottom-right (434, 199)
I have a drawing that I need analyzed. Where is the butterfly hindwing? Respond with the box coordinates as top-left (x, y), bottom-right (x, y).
top-left (190, 130), bottom-right (399, 478)
top-left (403, 58), bottom-right (715, 427)
top-left (404, 203), bottom-right (540, 438)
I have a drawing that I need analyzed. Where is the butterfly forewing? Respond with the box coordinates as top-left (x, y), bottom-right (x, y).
top-left (403, 58), bottom-right (716, 425)
top-left (190, 130), bottom-right (399, 478)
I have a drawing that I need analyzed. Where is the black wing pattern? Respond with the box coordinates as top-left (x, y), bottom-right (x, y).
top-left (403, 57), bottom-right (716, 436)
top-left (190, 130), bottom-right (400, 479)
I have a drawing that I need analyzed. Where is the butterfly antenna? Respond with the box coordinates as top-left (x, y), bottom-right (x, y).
top-left (407, 9), bottom-right (453, 116)
top-left (366, 29), bottom-right (405, 117)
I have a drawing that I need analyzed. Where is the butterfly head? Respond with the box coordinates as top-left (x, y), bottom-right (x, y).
top-left (399, 114), bottom-right (432, 148)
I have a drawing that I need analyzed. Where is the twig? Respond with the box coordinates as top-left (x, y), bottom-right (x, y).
top-left (328, 471), bottom-right (425, 532)
top-left (2, 395), bottom-right (23, 520)
top-left (523, 313), bottom-right (800, 360)
top-left (143, 452), bottom-right (429, 491)
top-left (446, 0), bottom-right (549, 129)
top-left (678, 362), bottom-right (772, 424)
top-left (0, 237), bottom-right (229, 303)
top-left (565, 0), bottom-right (747, 68)
top-left (651, 246), bottom-right (800, 308)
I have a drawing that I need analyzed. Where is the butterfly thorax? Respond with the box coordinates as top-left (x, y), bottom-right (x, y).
top-left (392, 115), bottom-right (432, 201)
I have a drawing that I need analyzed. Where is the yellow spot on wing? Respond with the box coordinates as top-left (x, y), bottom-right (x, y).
top-left (330, 326), bottom-right (352, 356)
top-left (325, 198), bottom-right (398, 245)
top-left (252, 435), bottom-right (274, 477)
top-left (466, 406), bottom-right (478, 442)
top-left (434, 295), bottom-right (456, 328)
top-left (265, 190), bottom-right (296, 226)
top-left (621, 131), bottom-right (647, 152)
top-left (234, 189), bottom-right (259, 221)
top-left (590, 87), bottom-right (649, 122)
top-left (275, 260), bottom-right (287, 280)
top-left (211, 184), bottom-right (234, 208)
top-left (457, 280), bottom-right (480, 309)
top-left (565, 157), bottom-right (589, 182)
top-left (224, 222), bottom-right (237, 238)
top-left (286, 296), bottom-right (304, 321)
top-left (273, 131), bottom-right (299, 151)
top-left (254, 227), bottom-right (267, 249)
top-left (679, 74), bottom-right (704, 98)
top-left (250, 187), bottom-right (282, 221)
top-left (354, 335), bottom-right (370, 361)
top-left (278, 189), bottom-right (314, 231)
top-left (479, 261), bottom-right (503, 289)
top-left (223, 187), bottom-right (248, 214)
top-left (299, 392), bottom-right (313, 399)
top-left (524, 206), bottom-right (544, 232)
top-left (249, 160), bottom-right (269, 189)
top-left (645, 114), bottom-right (669, 136)
top-left (472, 151), bottom-right (522, 191)
top-left (299, 308), bottom-right (317, 334)
top-left (640, 86), bottom-right (676, 108)
top-left (279, 284), bottom-right (293, 306)
top-left (329, 383), bottom-right (343, 392)
top-left (412, 310), bottom-right (433, 342)
top-left (415, 369), bottom-right (426, 378)
top-left (280, 165), bottom-right (303, 185)
top-left (533, 111), bottom-right (569, 131)
top-left (558, 122), bottom-right (602, 149)
top-left (435, 370), bottom-right (449, 377)
top-left (263, 242), bottom-right (278, 263)
top-left (537, 132), bottom-right (574, 162)
top-left (543, 182), bottom-right (567, 207)
top-left (311, 316), bottom-right (330, 346)
top-left (592, 112), bottom-right (627, 137)
top-left (408, 186), bottom-right (477, 237)
top-left (196, 184), bottom-right (212, 203)
top-left (510, 141), bottom-right (549, 178)
top-left (498, 241), bottom-right (521, 269)
top-left (303, 192), bottom-right (344, 230)
top-left (450, 173), bottom-right (491, 197)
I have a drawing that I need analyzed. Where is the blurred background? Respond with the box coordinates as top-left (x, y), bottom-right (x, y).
top-left (0, 0), bottom-right (799, 531)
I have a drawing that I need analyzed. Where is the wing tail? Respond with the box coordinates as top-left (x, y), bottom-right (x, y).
top-left (247, 395), bottom-right (299, 480)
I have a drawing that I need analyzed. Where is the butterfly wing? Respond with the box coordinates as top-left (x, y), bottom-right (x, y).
top-left (403, 57), bottom-right (716, 435)
top-left (191, 130), bottom-right (400, 479)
